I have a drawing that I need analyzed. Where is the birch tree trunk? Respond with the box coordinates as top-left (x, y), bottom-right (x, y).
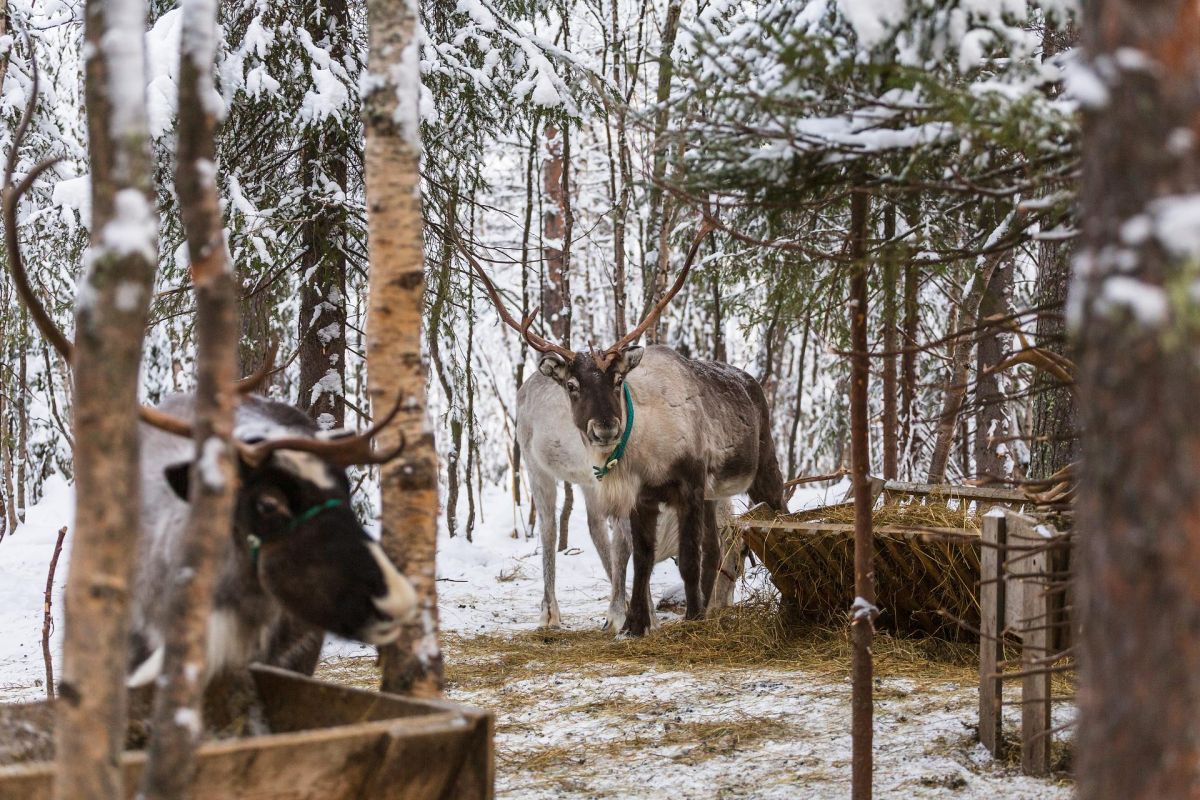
top-left (139, 0), bottom-right (238, 795)
top-left (56, 0), bottom-right (158, 796)
top-left (364, 0), bottom-right (443, 697)
top-left (1076, 2), bottom-right (1200, 796)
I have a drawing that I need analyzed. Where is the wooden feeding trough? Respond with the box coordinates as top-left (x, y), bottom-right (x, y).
top-left (735, 478), bottom-right (1027, 639)
top-left (0, 665), bottom-right (493, 800)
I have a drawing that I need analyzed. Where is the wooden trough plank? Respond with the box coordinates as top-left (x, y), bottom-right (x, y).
top-left (979, 511), bottom-right (1006, 757)
top-left (880, 480), bottom-right (1028, 504)
top-left (0, 667), bottom-right (493, 800)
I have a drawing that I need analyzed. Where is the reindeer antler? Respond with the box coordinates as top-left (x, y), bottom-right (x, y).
top-left (592, 217), bottom-right (717, 369)
top-left (451, 231), bottom-right (578, 362)
top-left (236, 393), bottom-right (408, 468)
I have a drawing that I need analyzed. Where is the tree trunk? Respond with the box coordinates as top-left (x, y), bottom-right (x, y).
top-left (542, 123), bottom-right (570, 343)
top-left (642, 0), bottom-right (681, 343)
top-left (16, 309), bottom-right (26, 522)
top-left (880, 204), bottom-right (899, 480)
top-left (848, 189), bottom-right (875, 800)
top-left (1076, 3), bottom-right (1200, 797)
top-left (512, 125), bottom-right (537, 524)
top-left (900, 208), bottom-right (920, 476)
top-left (140, 0), bottom-right (238, 794)
top-left (926, 254), bottom-right (1001, 483)
top-left (364, 0), bottom-right (443, 698)
top-left (56, 0), bottom-right (159, 796)
top-left (974, 259), bottom-right (1012, 481)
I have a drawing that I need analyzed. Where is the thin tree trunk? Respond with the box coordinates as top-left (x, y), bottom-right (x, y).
top-left (926, 254), bottom-right (1001, 484)
top-left (365, 0), bottom-right (443, 697)
top-left (512, 125), bottom-right (537, 522)
top-left (848, 189), bottom-right (875, 800)
top-left (786, 316), bottom-right (811, 480)
top-left (16, 308), bottom-right (26, 522)
top-left (711, 270), bottom-right (725, 361)
top-left (974, 259), bottom-right (1012, 481)
top-left (140, 1), bottom-right (239, 794)
top-left (643, 0), bottom-right (681, 343)
top-left (1076, 3), bottom-right (1200, 797)
top-left (42, 526), bottom-right (67, 701)
top-left (542, 123), bottom-right (569, 342)
top-left (900, 209), bottom-right (920, 476)
top-left (55, 0), bottom-right (159, 795)
top-left (881, 205), bottom-right (899, 480)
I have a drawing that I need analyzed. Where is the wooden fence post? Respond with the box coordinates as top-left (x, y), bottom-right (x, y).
top-left (979, 510), bottom-right (1006, 756)
top-left (1019, 536), bottom-right (1051, 776)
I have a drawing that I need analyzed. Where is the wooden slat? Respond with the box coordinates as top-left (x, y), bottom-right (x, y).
top-left (979, 512), bottom-right (1006, 757)
top-left (1019, 539), bottom-right (1052, 777)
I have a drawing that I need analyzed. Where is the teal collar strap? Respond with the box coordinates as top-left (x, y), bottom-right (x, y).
top-left (248, 498), bottom-right (345, 565)
top-left (594, 383), bottom-right (634, 481)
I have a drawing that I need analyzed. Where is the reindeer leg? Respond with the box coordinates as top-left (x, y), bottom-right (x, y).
top-left (606, 516), bottom-right (632, 632)
top-left (532, 472), bottom-right (561, 629)
top-left (622, 501), bottom-right (659, 637)
top-left (674, 482), bottom-right (706, 621)
top-left (700, 500), bottom-right (720, 610)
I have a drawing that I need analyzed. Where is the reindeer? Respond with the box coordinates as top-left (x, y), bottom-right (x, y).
top-left (127, 393), bottom-right (419, 686)
top-left (2, 119), bottom-right (417, 686)
top-left (518, 373), bottom-right (740, 630)
top-left (468, 222), bottom-right (786, 636)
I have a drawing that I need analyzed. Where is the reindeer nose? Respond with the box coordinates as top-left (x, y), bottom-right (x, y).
top-left (366, 542), bottom-right (419, 626)
top-left (588, 419), bottom-right (621, 446)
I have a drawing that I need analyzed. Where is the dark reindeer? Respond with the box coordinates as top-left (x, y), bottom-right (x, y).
top-left (127, 394), bottom-right (418, 686)
top-left (3, 119), bottom-right (417, 686)
top-left (468, 223), bottom-right (786, 635)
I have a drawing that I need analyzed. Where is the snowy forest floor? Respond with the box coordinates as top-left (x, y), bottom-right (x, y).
top-left (0, 481), bottom-right (1074, 798)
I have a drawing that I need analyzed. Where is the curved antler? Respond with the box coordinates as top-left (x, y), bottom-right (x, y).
top-left (450, 230), bottom-right (577, 362)
top-left (236, 392), bottom-right (408, 468)
top-left (593, 217), bottom-right (717, 368)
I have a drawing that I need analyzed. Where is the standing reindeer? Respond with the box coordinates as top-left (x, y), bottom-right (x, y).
top-left (518, 372), bottom-right (739, 630)
top-left (469, 223), bottom-right (786, 635)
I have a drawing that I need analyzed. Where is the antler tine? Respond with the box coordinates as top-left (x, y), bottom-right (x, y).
top-left (450, 229), bottom-right (576, 362)
top-left (234, 338), bottom-right (280, 395)
top-left (237, 392), bottom-right (408, 469)
top-left (602, 217), bottom-right (717, 358)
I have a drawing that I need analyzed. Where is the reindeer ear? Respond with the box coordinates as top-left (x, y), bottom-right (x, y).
top-left (539, 352), bottom-right (571, 383)
top-left (615, 345), bottom-right (644, 376)
top-left (164, 462), bottom-right (191, 501)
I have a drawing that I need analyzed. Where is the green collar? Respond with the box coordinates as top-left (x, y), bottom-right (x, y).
top-left (593, 383), bottom-right (634, 481)
top-left (247, 498), bottom-right (345, 565)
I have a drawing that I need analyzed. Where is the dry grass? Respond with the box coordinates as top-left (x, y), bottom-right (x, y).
top-left (319, 599), bottom-right (979, 701)
top-left (740, 500), bottom-right (983, 639)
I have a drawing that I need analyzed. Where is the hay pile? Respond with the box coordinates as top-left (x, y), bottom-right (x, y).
top-left (739, 500), bottom-right (982, 639)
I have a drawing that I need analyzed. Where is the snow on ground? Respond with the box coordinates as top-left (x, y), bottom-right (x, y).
top-left (0, 478), bottom-right (1071, 798)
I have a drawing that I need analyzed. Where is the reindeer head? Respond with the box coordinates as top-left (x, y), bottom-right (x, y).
top-left (160, 400), bottom-right (417, 646)
top-left (538, 346), bottom-right (643, 449)
top-left (461, 218), bottom-right (714, 450)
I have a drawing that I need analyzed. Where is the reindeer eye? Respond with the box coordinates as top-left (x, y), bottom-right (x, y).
top-left (566, 379), bottom-right (580, 396)
top-left (255, 494), bottom-right (290, 519)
